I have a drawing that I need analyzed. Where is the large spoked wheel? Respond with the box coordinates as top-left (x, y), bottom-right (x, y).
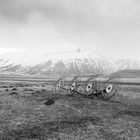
top-left (69, 76), bottom-right (79, 95)
top-left (102, 82), bottom-right (118, 100)
top-left (55, 79), bottom-right (63, 93)
top-left (85, 82), bottom-right (96, 95)
top-left (70, 82), bottom-right (78, 92)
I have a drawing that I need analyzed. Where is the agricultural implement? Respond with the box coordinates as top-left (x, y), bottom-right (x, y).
top-left (54, 74), bottom-right (118, 100)
top-left (0, 73), bottom-right (119, 100)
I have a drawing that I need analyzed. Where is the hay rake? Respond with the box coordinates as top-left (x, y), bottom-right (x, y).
top-left (54, 74), bottom-right (118, 100)
top-left (1, 70), bottom-right (140, 100)
top-left (0, 74), bottom-right (119, 100)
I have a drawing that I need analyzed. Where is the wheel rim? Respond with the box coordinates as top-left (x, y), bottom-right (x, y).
top-left (86, 83), bottom-right (92, 92)
top-left (106, 84), bottom-right (113, 93)
top-left (103, 83), bottom-right (117, 100)
top-left (70, 83), bottom-right (76, 91)
top-left (56, 83), bottom-right (61, 91)
top-left (55, 79), bottom-right (63, 93)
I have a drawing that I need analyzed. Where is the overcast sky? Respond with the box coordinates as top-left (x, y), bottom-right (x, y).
top-left (0, 0), bottom-right (140, 59)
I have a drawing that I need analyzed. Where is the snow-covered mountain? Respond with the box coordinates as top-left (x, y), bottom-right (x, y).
top-left (0, 50), bottom-right (140, 76)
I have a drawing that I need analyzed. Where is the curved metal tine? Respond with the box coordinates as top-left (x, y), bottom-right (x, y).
top-left (59, 76), bottom-right (70, 91)
top-left (86, 74), bottom-right (101, 83)
top-left (71, 75), bottom-right (80, 83)
top-left (105, 72), bottom-right (121, 88)
top-left (58, 76), bottom-right (76, 93)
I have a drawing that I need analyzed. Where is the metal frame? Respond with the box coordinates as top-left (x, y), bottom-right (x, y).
top-left (54, 74), bottom-right (118, 100)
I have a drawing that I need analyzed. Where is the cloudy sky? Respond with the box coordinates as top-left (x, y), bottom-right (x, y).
top-left (0, 0), bottom-right (140, 59)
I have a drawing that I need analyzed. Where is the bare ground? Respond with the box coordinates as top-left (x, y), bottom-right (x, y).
top-left (0, 82), bottom-right (140, 140)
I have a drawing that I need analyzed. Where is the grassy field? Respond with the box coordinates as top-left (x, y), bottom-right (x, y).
top-left (0, 82), bottom-right (140, 140)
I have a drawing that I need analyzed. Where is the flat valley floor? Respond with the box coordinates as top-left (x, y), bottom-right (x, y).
top-left (0, 82), bottom-right (140, 140)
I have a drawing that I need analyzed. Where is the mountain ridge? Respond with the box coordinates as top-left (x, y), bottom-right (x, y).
top-left (0, 50), bottom-right (140, 76)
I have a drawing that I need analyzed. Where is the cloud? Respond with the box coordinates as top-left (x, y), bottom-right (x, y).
top-left (0, 0), bottom-right (85, 23)
top-left (0, 0), bottom-right (140, 31)
top-left (0, 0), bottom-right (140, 59)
